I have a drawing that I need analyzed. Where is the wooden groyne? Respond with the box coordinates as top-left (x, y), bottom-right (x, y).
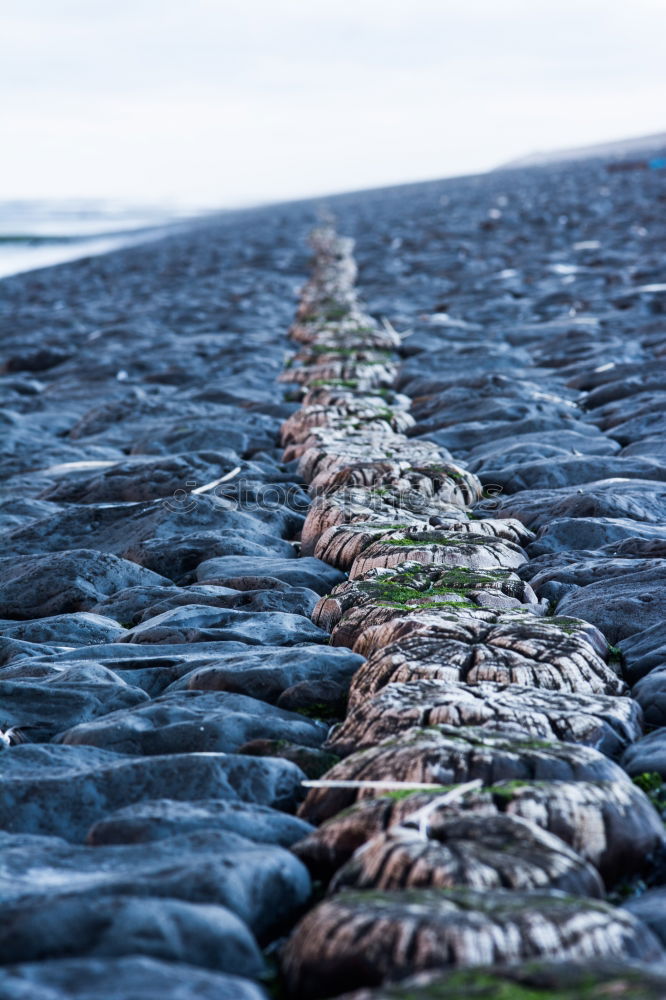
top-left (278, 227), bottom-right (666, 1000)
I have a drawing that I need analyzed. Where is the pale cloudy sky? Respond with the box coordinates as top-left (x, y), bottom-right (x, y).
top-left (2, 0), bottom-right (665, 208)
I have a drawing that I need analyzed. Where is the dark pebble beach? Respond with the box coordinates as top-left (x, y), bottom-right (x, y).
top-left (1, 149), bottom-right (666, 999)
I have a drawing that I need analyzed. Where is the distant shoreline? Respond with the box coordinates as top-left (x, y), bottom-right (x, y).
top-left (0, 216), bottom-right (219, 281)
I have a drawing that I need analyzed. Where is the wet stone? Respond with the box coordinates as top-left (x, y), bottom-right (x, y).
top-left (527, 517), bottom-right (666, 556)
top-left (196, 554), bottom-right (345, 595)
top-left (0, 661), bottom-right (149, 738)
top-left (54, 689), bottom-right (328, 755)
top-left (165, 643), bottom-right (364, 703)
top-left (556, 568), bottom-right (666, 643)
top-left (37, 452), bottom-right (234, 504)
top-left (86, 797), bottom-right (313, 847)
top-left (478, 455), bottom-right (666, 494)
top-left (622, 730), bottom-right (666, 779)
top-left (0, 892), bottom-right (266, 976)
top-left (0, 744), bottom-right (306, 840)
top-left (0, 955), bottom-right (266, 1000)
top-left (619, 621), bottom-right (666, 684)
top-left (0, 828), bottom-right (310, 938)
top-left (624, 889), bottom-right (666, 947)
top-left (0, 613), bottom-right (127, 646)
top-left (0, 494), bottom-right (297, 561)
top-left (525, 555), bottom-right (666, 605)
top-left (237, 739), bottom-right (340, 779)
top-left (119, 605), bottom-right (328, 646)
top-left (132, 584), bottom-right (320, 623)
top-left (0, 550), bottom-right (170, 619)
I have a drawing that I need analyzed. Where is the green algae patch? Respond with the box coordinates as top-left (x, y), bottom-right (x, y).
top-left (488, 780), bottom-right (535, 801)
top-left (309, 378), bottom-right (360, 389)
top-left (364, 966), bottom-right (666, 1000)
top-left (632, 771), bottom-right (666, 820)
top-left (354, 567), bottom-right (511, 609)
top-left (383, 784), bottom-right (455, 802)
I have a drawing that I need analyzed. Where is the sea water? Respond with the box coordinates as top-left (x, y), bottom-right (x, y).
top-left (0, 200), bottom-right (202, 279)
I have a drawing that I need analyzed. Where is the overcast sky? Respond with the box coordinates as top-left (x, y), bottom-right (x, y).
top-left (2, 0), bottom-right (665, 208)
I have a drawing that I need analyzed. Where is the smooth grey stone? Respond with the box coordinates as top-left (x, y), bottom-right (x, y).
top-left (607, 409), bottom-right (666, 445)
top-left (86, 797), bottom-right (313, 847)
top-left (0, 613), bottom-right (126, 646)
top-left (38, 452), bottom-right (237, 504)
top-left (0, 497), bottom-right (62, 532)
top-left (467, 429), bottom-right (618, 467)
top-left (71, 397), bottom-right (276, 447)
top-left (528, 518), bottom-right (666, 556)
top-left (26, 641), bottom-right (256, 698)
top-left (1, 423), bottom-right (123, 479)
top-left (567, 361), bottom-right (656, 393)
top-left (424, 415), bottom-right (588, 452)
top-left (110, 662), bottom-right (226, 697)
top-left (583, 374), bottom-right (666, 409)
top-left (600, 537), bottom-right (666, 559)
top-left (398, 363), bottom-right (538, 399)
top-left (0, 893), bottom-right (265, 976)
top-left (90, 584), bottom-right (184, 626)
top-left (196, 555), bottom-right (345, 595)
top-left (0, 955), bottom-right (266, 1000)
top-left (587, 391), bottom-right (666, 432)
top-left (485, 482), bottom-right (666, 531)
top-left (90, 583), bottom-right (307, 629)
top-left (55, 689), bottom-right (327, 754)
top-left (0, 661), bottom-right (148, 735)
top-left (411, 397), bottom-right (569, 436)
top-left (623, 730), bottom-right (666, 778)
top-left (45, 640), bottom-right (250, 665)
top-left (120, 605), bottom-right (328, 645)
top-left (0, 550), bottom-right (170, 619)
top-left (124, 530), bottom-right (294, 584)
top-left (405, 372), bottom-right (568, 406)
top-left (472, 443), bottom-right (597, 474)
top-left (135, 585), bottom-right (320, 622)
top-left (632, 669), bottom-right (666, 726)
top-left (0, 828), bottom-right (310, 937)
top-left (621, 437), bottom-right (666, 463)
top-left (528, 557), bottom-right (666, 604)
top-left (0, 744), bottom-right (306, 840)
top-left (479, 456), bottom-right (666, 494)
top-left (621, 622), bottom-right (666, 684)
top-left (556, 568), bottom-right (666, 642)
top-left (166, 644), bottom-right (364, 703)
top-left (1, 494), bottom-right (297, 560)
top-left (0, 637), bottom-right (64, 666)
top-left (624, 890), bottom-right (666, 946)
top-left (129, 421), bottom-right (251, 457)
